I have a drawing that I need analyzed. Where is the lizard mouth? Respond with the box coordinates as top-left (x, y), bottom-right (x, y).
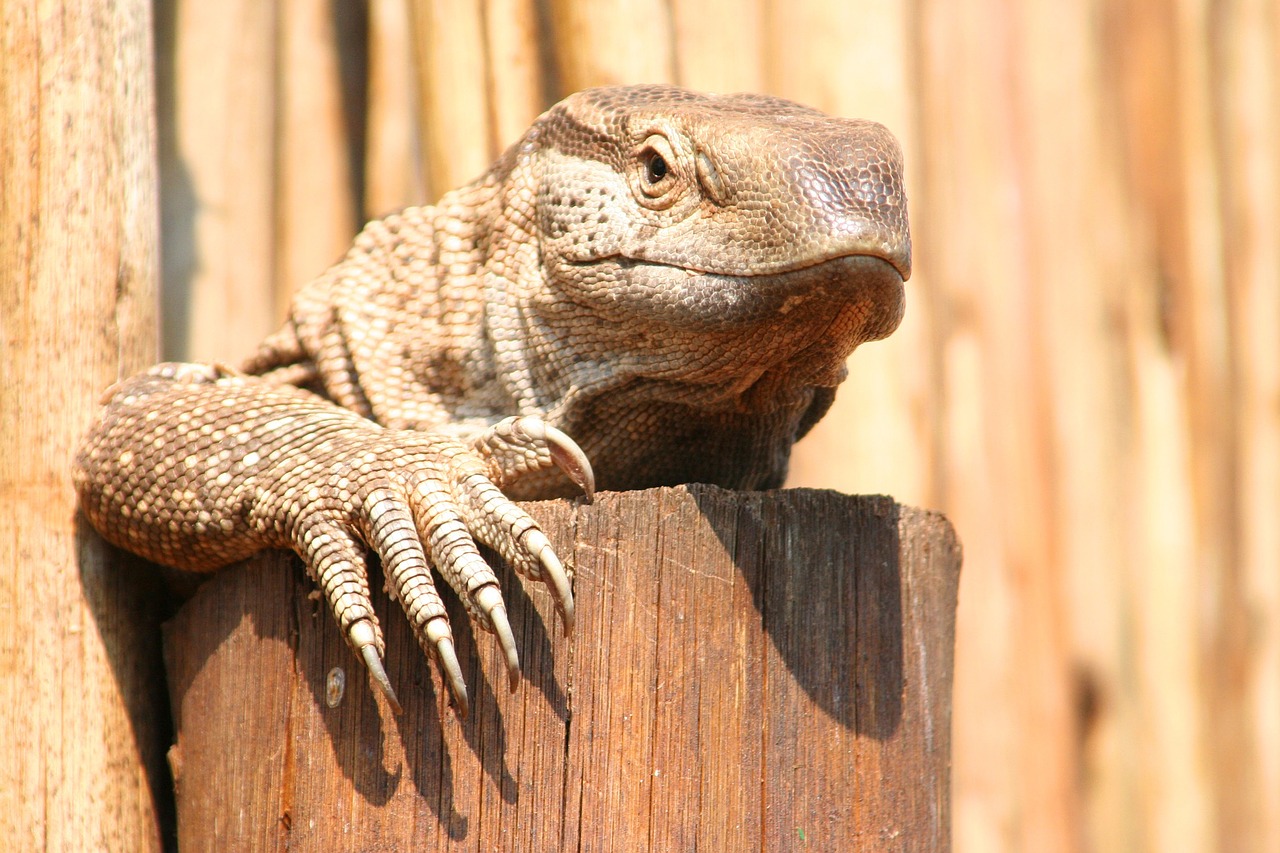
top-left (798, 247), bottom-right (910, 282)
top-left (563, 252), bottom-right (906, 338)
top-left (613, 245), bottom-right (911, 283)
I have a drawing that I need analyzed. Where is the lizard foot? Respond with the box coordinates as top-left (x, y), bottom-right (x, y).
top-left (283, 420), bottom-right (592, 717)
top-left (74, 368), bottom-right (593, 719)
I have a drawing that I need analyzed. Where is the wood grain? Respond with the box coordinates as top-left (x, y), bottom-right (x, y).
top-left (163, 486), bottom-right (960, 851)
top-left (0, 1), bottom-right (166, 848)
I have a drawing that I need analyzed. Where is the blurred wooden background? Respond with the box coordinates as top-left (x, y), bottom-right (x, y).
top-left (152, 1), bottom-right (1278, 851)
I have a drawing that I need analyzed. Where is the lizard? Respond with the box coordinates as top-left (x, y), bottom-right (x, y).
top-left (74, 84), bottom-right (911, 717)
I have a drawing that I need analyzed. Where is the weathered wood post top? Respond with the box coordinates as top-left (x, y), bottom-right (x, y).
top-left (164, 484), bottom-right (960, 851)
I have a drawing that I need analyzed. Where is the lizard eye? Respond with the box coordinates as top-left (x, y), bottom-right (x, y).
top-left (644, 152), bottom-right (668, 183)
top-left (632, 134), bottom-right (680, 207)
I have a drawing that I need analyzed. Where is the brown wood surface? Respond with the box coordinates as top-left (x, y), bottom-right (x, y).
top-left (163, 485), bottom-right (960, 851)
top-left (0, 1), bottom-right (168, 848)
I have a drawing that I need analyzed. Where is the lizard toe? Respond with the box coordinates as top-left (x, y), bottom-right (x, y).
top-left (525, 528), bottom-right (574, 635)
top-left (472, 416), bottom-right (595, 500)
top-left (448, 471), bottom-right (576, 635)
top-left (363, 485), bottom-right (469, 712)
top-left (292, 517), bottom-right (396, 709)
top-left (532, 420), bottom-right (596, 501)
top-left (406, 473), bottom-right (534, 689)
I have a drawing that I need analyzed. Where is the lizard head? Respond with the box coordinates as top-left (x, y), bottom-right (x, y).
top-left (519, 83), bottom-right (911, 345)
top-left (491, 84), bottom-right (911, 414)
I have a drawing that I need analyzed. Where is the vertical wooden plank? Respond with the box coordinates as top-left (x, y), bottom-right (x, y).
top-left (408, 0), bottom-right (495, 197)
top-left (691, 498), bottom-right (767, 852)
top-left (647, 490), bottom-right (764, 851)
top-left (756, 493), bottom-right (956, 851)
top-left (762, 0), bottom-right (910, 126)
top-left (156, 0), bottom-right (278, 362)
top-left (1120, 256), bottom-right (1209, 853)
top-left (544, 0), bottom-right (675, 93)
top-left (908, 2), bottom-right (1081, 852)
top-left (1012, 5), bottom-right (1149, 853)
top-left (469, 518), bottom-right (576, 850)
top-left (758, 492), bottom-right (860, 848)
top-left (1211, 1), bottom-right (1280, 849)
top-left (891, 504), bottom-right (960, 849)
top-left (484, 0), bottom-right (548, 149)
top-left (1020, 3), bottom-right (1146, 846)
top-left (1165, 0), bottom-right (1241, 838)
top-left (0, 1), bottom-right (164, 849)
top-left (163, 554), bottom-right (295, 852)
top-left (364, 0), bottom-right (426, 218)
top-left (909, 0), bottom-right (1007, 848)
top-left (1106, 0), bottom-right (1226, 849)
top-left (487, 509), bottom-right (576, 851)
top-left (275, 0), bottom-right (366, 313)
top-left (562, 492), bottom-right (662, 853)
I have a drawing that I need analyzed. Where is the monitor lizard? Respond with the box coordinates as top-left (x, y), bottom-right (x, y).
top-left (74, 84), bottom-right (912, 717)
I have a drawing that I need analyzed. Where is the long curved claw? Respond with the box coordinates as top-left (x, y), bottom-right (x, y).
top-left (361, 645), bottom-right (403, 715)
top-left (524, 528), bottom-right (574, 635)
top-left (476, 585), bottom-right (520, 691)
top-left (351, 620), bottom-right (402, 714)
top-left (542, 423), bottom-right (595, 501)
top-left (425, 616), bottom-right (468, 717)
top-left (472, 416), bottom-right (595, 500)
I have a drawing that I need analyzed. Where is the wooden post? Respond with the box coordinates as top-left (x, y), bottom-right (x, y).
top-left (164, 485), bottom-right (960, 851)
top-left (0, 2), bottom-right (167, 849)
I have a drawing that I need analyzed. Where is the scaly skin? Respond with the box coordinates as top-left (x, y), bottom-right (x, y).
top-left (74, 85), bottom-right (912, 715)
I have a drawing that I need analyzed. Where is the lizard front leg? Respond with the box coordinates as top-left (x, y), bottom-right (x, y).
top-left (74, 363), bottom-right (592, 715)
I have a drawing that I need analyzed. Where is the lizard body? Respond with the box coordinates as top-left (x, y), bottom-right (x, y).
top-left (74, 85), bottom-right (911, 714)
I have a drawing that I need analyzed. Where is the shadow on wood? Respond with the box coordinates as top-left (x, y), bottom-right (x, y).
top-left (162, 484), bottom-right (960, 851)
